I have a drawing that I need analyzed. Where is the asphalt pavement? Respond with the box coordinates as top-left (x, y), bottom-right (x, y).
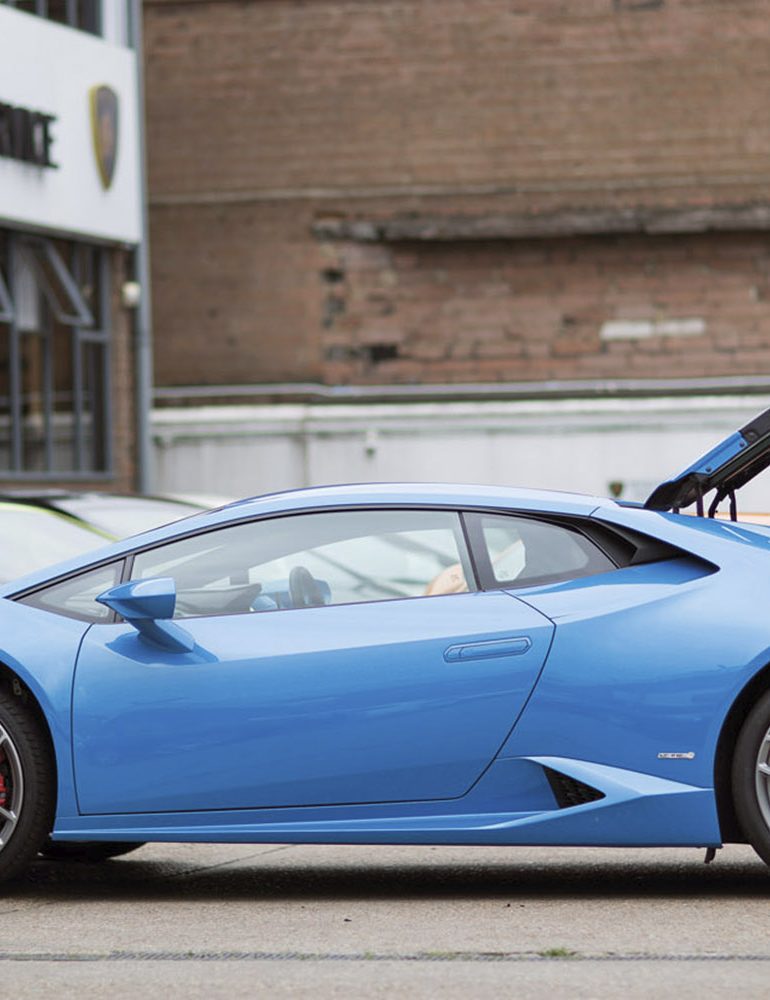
top-left (1, 842), bottom-right (769, 998)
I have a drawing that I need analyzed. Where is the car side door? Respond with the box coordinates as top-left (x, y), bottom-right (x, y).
top-left (68, 507), bottom-right (555, 814)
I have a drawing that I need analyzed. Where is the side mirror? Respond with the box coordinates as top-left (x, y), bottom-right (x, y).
top-left (97, 578), bottom-right (195, 653)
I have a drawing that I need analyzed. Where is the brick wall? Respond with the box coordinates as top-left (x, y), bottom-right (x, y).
top-left (144, 0), bottom-right (770, 387)
top-left (318, 231), bottom-right (770, 384)
top-left (149, 201), bottom-right (324, 383)
top-left (145, 0), bottom-right (770, 203)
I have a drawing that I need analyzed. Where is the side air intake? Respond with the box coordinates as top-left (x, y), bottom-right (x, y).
top-left (544, 766), bottom-right (605, 809)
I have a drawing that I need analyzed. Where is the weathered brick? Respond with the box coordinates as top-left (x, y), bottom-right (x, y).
top-left (144, 0), bottom-right (770, 389)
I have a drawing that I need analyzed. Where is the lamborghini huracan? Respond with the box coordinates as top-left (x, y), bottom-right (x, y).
top-left (3, 409), bottom-right (770, 879)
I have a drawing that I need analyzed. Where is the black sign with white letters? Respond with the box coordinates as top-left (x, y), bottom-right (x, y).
top-left (0, 101), bottom-right (57, 168)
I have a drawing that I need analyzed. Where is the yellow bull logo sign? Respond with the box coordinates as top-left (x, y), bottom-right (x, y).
top-left (90, 85), bottom-right (119, 190)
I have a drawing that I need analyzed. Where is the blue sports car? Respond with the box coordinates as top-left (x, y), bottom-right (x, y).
top-left (4, 409), bottom-right (770, 880)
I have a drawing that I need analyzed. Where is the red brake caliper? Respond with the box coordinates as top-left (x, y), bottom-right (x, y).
top-left (0, 750), bottom-right (7, 808)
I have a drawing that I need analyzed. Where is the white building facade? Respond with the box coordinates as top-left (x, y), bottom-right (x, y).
top-left (0, 1), bottom-right (144, 487)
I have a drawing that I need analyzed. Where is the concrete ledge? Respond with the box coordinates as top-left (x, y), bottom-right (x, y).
top-left (312, 203), bottom-right (770, 242)
top-left (154, 376), bottom-right (770, 408)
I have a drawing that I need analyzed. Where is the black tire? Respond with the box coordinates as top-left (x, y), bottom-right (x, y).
top-left (0, 689), bottom-right (56, 883)
top-left (732, 688), bottom-right (770, 865)
top-left (39, 840), bottom-right (145, 862)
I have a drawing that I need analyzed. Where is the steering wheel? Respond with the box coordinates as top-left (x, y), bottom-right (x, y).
top-left (288, 565), bottom-right (327, 608)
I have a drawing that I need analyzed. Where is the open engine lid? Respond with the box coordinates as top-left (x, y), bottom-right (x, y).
top-left (645, 406), bottom-right (770, 512)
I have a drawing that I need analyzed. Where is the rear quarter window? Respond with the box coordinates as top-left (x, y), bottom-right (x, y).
top-left (466, 512), bottom-right (616, 589)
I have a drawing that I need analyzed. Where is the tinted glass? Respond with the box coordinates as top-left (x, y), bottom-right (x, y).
top-left (131, 509), bottom-right (471, 619)
top-left (18, 561), bottom-right (120, 622)
top-left (477, 514), bottom-right (615, 588)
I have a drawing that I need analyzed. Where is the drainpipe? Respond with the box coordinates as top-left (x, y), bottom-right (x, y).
top-left (128, 0), bottom-right (153, 493)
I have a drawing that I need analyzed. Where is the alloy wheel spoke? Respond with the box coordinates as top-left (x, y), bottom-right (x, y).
top-left (0, 723), bottom-right (23, 854)
top-left (754, 722), bottom-right (770, 836)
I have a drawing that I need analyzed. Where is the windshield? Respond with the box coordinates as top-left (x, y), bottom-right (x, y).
top-left (0, 506), bottom-right (108, 583)
top-left (52, 496), bottom-right (204, 539)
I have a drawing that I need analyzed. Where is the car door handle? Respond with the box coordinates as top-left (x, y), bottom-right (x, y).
top-left (443, 636), bottom-right (532, 663)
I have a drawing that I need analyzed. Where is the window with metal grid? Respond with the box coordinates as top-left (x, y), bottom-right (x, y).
top-left (0, 0), bottom-right (101, 35)
top-left (0, 229), bottom-right (112, 478)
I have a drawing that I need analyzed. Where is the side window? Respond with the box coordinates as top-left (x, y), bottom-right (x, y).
top-left (467, 513), bottom-right (616, 589)
top-left (130, 509), bottom-right (474, 619)
top-left (17, 562), bottom-right (122, 623)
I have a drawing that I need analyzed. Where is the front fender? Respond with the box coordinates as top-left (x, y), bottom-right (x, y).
top-left (0, 598), bottom-right (90, 819)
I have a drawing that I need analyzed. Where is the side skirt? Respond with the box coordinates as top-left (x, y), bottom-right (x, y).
top-left (51, 757), bottom-right (723, 849)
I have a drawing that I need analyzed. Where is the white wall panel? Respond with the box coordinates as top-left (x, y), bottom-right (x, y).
top-left (151, 396), bottom-right (770, 512)
top-left (0, 6), bottom-right (140, 243)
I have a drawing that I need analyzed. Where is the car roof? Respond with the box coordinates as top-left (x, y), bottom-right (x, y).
top-left (223, 481), bottom-right (612, 516)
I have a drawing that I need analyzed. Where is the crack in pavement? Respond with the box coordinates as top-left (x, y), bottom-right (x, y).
top-left (162, 843), bottom-right (297, 881)
top-left (0, 844), bottom-right (298, 915)
top-left (1, 950), bottom-right (770, 963)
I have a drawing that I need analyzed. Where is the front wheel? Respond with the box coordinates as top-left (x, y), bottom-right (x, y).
top-left (39, 840), bottom-right (145, 862)
top-left (0, 690), bottom-right (55, 882)
top-left (732, 688), bottom-right (770, 866)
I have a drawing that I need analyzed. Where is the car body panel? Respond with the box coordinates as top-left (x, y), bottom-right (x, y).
top-left (646, 405), bottom-right (770, 511)
top-left (50, 757), bottom-right (720, 849)
top-left (596, 501), bottom-right (770, 561)
top-left (501, 556), bottom-right (770, 788)
top-left (0, 599), bottom-right (88, 818)
top-left (72, 591), bottom-right (554, 813)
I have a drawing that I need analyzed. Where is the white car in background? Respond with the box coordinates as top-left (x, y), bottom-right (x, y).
top-left (0, 493), bottom-right (214, 583)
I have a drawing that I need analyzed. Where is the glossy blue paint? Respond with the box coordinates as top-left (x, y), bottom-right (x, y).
top-left (645, 409), bottom-right (770, 509)
top-left (97, 577), bottom-right (177, 621)
top-left (3, 474), bottom-right (770, 857)
top-left (664, 431), bottom-right (748, 483)
top-left (97, 578), bottom-right (196, 652)
top-left (0, 600), bottom-right (88, 818)
top-left (51, 757), bottom-right (720, 848)
top-left (72, 592), bottom-right (554, 813)
top-left (501, 555), bottom-right (770, 789)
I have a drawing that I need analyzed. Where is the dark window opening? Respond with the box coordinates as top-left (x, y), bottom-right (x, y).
top-left (0, 228), bottom-right (112, 478)
top-left (1, 0), bottom-right (101, 35)
top-left (366, 343), bottom-right (400, 364)
top-left (464, 511), bottom-right (617, 590)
